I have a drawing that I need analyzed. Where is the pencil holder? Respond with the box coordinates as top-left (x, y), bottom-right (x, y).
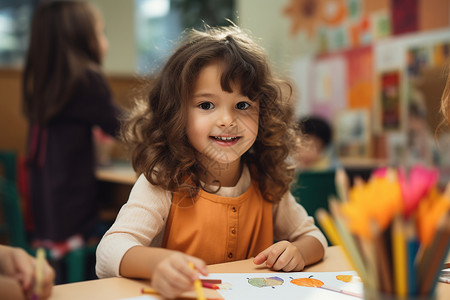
top-left (316, 166), bottom-right (450, 300)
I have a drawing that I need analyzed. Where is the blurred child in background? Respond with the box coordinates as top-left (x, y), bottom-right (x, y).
top-left (293, 115), bottom-right (340, 171)
top-left (22, 0), bottom-right (122, 268)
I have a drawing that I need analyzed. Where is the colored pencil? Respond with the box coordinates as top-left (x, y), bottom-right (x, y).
top-left (357, 235), bottom-right (379, 291)
top-left (371, 223), bottom-right (393, 294)
top-left (32, 247), bottom-right (45, 300)
top-left (391, 215), bottom-right (407, 296)
top-left (315, 208), bottom-right (342, 246)
top-left (328, 199), bottom-right (371, 286)
top-left (201, 279), bottom-right (222, 284)
top-left (419, 212), bottom-right (450, 296)
top-left (201, 282), bottom-right (220, 289)
top-left (405, 217), bottom-right (419, 295)
top-left (417, 212), bottom-right (447, 282)
top-left (189, 261), bottom-right (206, 300)
top-left (335, 168), bottom-right (349, 203)
top-left (141, 287), bottom-right (159, 295)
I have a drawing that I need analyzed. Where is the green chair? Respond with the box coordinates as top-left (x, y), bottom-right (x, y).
top-left (0, 178), bottom-right (30, 251)
top-left (0, 150), bottom-right (19, 242)
top-left (291, 170), bottom-right (338, 245)
top-left (0, 151), bottom-right (17, 182)
top-left (0, 150), bottom-right (97, 283)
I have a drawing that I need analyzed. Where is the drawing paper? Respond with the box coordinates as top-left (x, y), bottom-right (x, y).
top-left (201, 271), bottom-right (363, 300)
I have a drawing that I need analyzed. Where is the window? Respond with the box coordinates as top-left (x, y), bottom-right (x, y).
top-left (0, 0), bottom-right (37, 67)
top-left (135, 0), bottom-right (235, 75)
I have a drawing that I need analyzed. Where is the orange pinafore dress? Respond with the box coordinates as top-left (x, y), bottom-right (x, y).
top-left (162, 181), bottom-right (273, 264)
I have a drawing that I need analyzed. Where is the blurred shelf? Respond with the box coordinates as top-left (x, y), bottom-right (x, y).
top-left (340, 157), bottom-right (387, 169)
top-left (95, 161), bottom-right (136, 185)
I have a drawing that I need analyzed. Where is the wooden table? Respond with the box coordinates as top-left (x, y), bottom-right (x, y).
top-left (49, 246), bottom-right (450, 299)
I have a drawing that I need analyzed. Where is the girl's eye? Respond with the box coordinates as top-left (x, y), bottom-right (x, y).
top-left (199, 102), bottom-right (214, 110)
top-left (236, 102), bottom-right (250, 110)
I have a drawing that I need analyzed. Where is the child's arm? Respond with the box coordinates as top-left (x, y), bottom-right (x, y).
top-left (96, 175), bottom-right (208, 298)
top-left (120, 246), bottom-right (208, 299)
top-left (254, 192), bottom-right (327, 271)
top-left (96, 175), bottom-right (174, 278)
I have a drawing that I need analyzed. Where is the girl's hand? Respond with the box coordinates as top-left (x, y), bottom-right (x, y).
top-left (151, 253), bottom-right (208, 299)
top-left (30, 253), bottom-right (54, 300)
top-left (0, 245), bottom-right (55, 300)
top-left (253, 241), bottom-right (306, 272)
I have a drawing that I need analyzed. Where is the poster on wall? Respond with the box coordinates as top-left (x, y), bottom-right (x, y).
top-left (309, 55), bottom-right (347, 120)
top-left (432, 41), bottom-right (450, 66)
top-left (345, 46), bottom-right (374, 109)
top-left (406, 46), bottom-right (431, 78)
top-left (391, 0), bottom-right (418, 35)
top-left (335, 109), bottom-right (371, 158)
top-left (380, 71), bottom-right (401, 131)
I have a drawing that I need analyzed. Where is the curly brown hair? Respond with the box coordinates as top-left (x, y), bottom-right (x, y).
top-left (440, 69), bottom-right (450, 128)
top-left (122, 25), bottom-right (296, 203)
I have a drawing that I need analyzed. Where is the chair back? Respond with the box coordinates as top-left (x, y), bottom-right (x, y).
top-left (291, 170), bottom-right (338, 245)
top-left (0, 178), bottom-right (31, 251)
top-left (0, 151), bottom-right (17, 182)
top-left (0, 151), bottom-right (30, 250)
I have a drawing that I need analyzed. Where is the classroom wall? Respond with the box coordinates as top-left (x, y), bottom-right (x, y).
top-left (236, 0), bottom-right (307, 71)
top-left (86, 0), bottom-right (309, 75)
top-left (88, 0), bottom-right (135, 75)
top-left (0, 69), bottom-right (28, 154)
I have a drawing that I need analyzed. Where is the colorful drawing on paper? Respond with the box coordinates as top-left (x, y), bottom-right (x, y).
top-left (247, 276), bottom-right (284, 288)
top-left (204, 271), bottom-right (363, 300)
top-left (290, 275), bottom-right (324, 287)
top-left (336, 275), bottom-right (353, 282)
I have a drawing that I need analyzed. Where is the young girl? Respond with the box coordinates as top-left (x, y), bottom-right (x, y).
top-left (96, 25), bottom-right (326, 298)
top-left (23, 1), bottom-right (122, 247)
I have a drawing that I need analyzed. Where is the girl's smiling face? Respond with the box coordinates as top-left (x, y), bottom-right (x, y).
top-left (186, 62), bottom-right (259, 170)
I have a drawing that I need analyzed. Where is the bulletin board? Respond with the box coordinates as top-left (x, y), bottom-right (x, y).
top-left (374, 29), bottom-right (450, 134)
